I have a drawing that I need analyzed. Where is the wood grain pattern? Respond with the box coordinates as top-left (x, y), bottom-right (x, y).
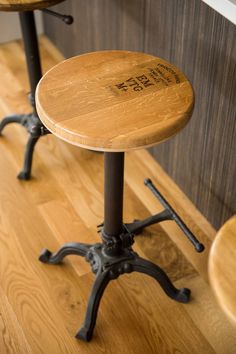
top-left (93, 273), bottom-right (216, 354)
top-left (36, 51), bottom-right (194, 151)
top-left (1, 36), bottom-right (236, 352)
top-left (209, 215), bottom-right (236, 326)
top-left (176, 275), bottom-right (236, 354)
top-left (0, 0), bottom-right (64, 11)
top-left (43, 0), bottom-right (236, 228)
top-left (0, 287), bottom-right (32, 354)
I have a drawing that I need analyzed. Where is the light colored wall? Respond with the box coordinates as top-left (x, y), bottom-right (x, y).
top-left (202, 0), bottom-right (236, 24)
top-left (0, 11), bottom-right (43, 44)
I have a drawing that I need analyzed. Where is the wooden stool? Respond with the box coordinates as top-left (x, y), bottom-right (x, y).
top-left (36, 51), bottom-right (204, 341)
top-left (209, 215), bottom-right (236, 326)
top-left (0, 0), bottom-right (73, 179)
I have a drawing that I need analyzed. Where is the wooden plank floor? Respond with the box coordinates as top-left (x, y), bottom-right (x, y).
top-left (0, 36), bottom-right (235, 354)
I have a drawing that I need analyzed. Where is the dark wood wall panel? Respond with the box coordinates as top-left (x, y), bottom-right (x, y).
top-left (44, 0), bottom-right (146, 56)
top-left (44, 0), bottom-right (236, 229)
top-left (143, 0), bottom-right (236, 229)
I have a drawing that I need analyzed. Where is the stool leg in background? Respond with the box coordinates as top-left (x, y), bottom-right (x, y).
top-left (0, 11), bottom-right (50, 180)
top-left (19, 11), bottom-right (42, 111)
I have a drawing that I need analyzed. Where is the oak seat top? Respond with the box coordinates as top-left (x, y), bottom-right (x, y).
top-left (209, 215), bottom-right (236, 326)
top-left (0, 0), bottom-right (64, 11)
top-left (36, 51), bottom-right (194, 152)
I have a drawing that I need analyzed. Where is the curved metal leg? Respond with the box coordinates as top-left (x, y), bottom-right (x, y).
top-left (0, 114), bottom-right (25, 134)
top-left (125, 209), bottom-right (172, 235)
top-left (76, 270), bottom-right (111, 342)
top-left (17, 134), bottom-right (40, 180)
top-left (128, 256), bottom-right (190, 303)
top-left (39, 242), bottom-right (91, 264)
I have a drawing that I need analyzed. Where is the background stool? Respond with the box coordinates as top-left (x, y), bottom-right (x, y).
top-left (0, 0), bottom-right (73, 179)
top-left (36, 50), bottom-right (204, 341)
top-left (209, 215), bottom-right (236, 326)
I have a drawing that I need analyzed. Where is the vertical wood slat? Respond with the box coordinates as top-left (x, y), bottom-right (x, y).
top-left (43, 0), bottom-right (236, 229)
top-left (145, 0), bottom-right (236, 229)
top-left (44, 0), bottom-right (146, 56)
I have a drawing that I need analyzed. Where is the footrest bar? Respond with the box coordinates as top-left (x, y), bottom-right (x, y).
top-left (144, 178), bottom-right (204, 253)
top-left (42, 8), bottom-right (73, 25)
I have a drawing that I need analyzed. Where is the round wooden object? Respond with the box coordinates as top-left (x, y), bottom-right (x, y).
top-left (0, 0), bottom-right (64, 11)
top-left (36, 51), bottom-right (194, 151)
top-left (209, 215), bottom-right (236, 326)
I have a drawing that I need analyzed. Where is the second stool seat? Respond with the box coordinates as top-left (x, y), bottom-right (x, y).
top-left (209, 215), bottom-right (236, 326)
top-left (0, 0), bottom-right (64, 11)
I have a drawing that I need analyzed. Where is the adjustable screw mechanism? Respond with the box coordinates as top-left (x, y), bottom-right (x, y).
top-left (101, 228), bottom-right (134, 255)
top-left (41, 8), bottom-right (73, 25)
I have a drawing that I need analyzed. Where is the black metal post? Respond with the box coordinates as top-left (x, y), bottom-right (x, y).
top-left (19, 11), bottom-right (42, 112)
top-left (104, 152), bottom-right (124, 237)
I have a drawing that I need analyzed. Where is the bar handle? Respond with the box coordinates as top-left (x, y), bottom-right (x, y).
top-left (144, 178), bottom-right (204, 253)
top-left (42, 8), bottom-right (73, 25)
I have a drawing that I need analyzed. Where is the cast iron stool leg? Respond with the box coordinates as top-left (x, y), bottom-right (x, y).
top-left (39, 242), bottom-right (91, 264)
top-left (0, 115), bottom-right (24, 132)
top-left (76, 270), bottom-right (111, 341)
top-left (127, 257), bottom-right (190, 302)
top-left (17, 134), bottom-right (40, 180)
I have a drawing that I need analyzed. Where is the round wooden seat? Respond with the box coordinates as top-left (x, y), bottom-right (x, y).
top-left (36, 51), bottom-right (194, 152)
top-left (209, 215), bottom-right (236, 326)
top-left (0, 0), bottom-right (64, 11)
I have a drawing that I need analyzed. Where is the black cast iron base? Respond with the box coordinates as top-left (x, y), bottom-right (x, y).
top-left (39, 241), bottom-right (190, 342)
top-left (38, 153), bottom-right (203, 342)
top-left (0, 112), bottom-right (50, 180)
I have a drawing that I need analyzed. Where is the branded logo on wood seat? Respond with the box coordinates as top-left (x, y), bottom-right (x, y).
top-left (110, 62), bottom-right (185, 96)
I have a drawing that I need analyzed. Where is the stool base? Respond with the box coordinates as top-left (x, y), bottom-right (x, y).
top-left (0, 112), bottom-right (50, 179)
top-left (39, 241), bottom-right (190, 342)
